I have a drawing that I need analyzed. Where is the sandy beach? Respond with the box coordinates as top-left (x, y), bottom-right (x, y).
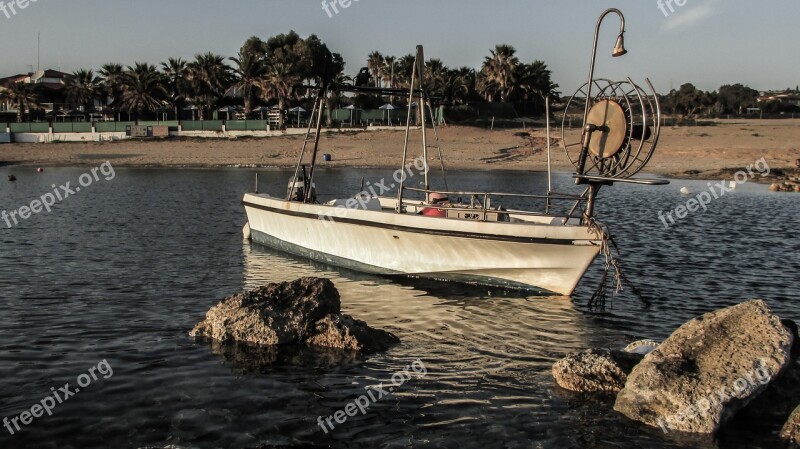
top-left (1, 119), bottom-right (798, 178)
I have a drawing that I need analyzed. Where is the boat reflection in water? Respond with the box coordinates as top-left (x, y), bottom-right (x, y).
top-left (241, 239), bottom-right (609, 357)
top-left (238, 241), bottom-right (648, 446)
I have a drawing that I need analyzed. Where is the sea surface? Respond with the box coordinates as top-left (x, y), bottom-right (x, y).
top-left (0, 165), bottom-right (798, 449)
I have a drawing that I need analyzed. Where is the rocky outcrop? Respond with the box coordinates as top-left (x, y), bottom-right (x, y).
top-left (614, 300), bottom-right (793, 434)
top-left (553, 349), bottom-right (644, 393)
top-left (769, 180), bottom-right (800, 192)
top-left (190, 278), bottom-right (399, 353)
top-left (769, 169), bottom-right (800, 192)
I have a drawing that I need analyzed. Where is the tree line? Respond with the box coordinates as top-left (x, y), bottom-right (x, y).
top-left (661, 83), bottom-right (800, 117)
top-left (0, 32), bottom-right (561, 126)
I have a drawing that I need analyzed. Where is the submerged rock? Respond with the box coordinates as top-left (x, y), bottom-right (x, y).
top-left (614, 300), bottom-right (793, 434)
top-left (190, 277), bottom-right (399, 352)
top-left (552, 349), bottom-right (644, 393)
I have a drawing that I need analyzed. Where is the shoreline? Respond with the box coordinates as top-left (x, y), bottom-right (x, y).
top-left (1, 120), bottom-right (798, 182)
top-left (0, 161), bottom-right (789, 184)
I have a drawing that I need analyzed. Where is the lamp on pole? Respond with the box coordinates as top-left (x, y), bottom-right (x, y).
top-left (576, 8), bottom-right (627, 180)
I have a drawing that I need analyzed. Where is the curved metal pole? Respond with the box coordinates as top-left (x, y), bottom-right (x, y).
top-left (576, 8), bottom-right (626, 178)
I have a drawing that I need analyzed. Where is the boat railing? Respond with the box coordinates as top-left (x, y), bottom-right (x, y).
top-left (400, 187), bottom-right (588, 222)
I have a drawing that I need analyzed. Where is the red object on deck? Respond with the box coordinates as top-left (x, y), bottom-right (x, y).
top-left (422, 207), bottom-right (447, 217)
top-left (422, 193), bottom-right (449, 217)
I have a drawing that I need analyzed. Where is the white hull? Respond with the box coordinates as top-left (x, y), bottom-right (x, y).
top-left (243, 193), bottom-right (603, 296)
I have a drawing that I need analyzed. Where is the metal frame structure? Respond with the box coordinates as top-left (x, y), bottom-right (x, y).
top-left (283, 9), bottom-right (667, 225)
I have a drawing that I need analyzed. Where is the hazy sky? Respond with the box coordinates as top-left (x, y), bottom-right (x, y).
top-left (0, 0), bottom-right (797, 94)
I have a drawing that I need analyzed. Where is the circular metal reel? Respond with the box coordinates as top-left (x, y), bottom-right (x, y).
top-left (561, 78), bottom-right (662, 179)
top-left (614, 78), bottom-right (661, 178)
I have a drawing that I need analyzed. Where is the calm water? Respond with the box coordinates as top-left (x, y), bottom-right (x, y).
top-left (0, 165), bottom-right (798, 449)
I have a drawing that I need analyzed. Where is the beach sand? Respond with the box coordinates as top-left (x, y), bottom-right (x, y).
top-left (1, 119), bottom-right (798, 177)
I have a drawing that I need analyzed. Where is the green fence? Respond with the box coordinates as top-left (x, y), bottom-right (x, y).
top-left (225, 120), bottom-right (268, 131)
top-left (53, 122), bottom-right (93, 133)
top-left (8, 123), bottom-right (50, 133)
top-left (181, 120), bottom-right (224, 132)
top-left (95, 122), bottom-right (136, 133)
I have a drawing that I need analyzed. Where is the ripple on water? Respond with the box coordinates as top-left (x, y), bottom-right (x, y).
top-left (0, 168), bottom-right (796, 449)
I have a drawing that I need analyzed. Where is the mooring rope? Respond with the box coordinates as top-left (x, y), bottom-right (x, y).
top-left (586, 219), bottom-right (650, 309)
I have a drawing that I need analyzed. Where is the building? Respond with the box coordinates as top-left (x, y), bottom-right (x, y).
top-left (756, 91), bottom-right (800, 108)
top-left (0, 69), bottom-right (71, 121)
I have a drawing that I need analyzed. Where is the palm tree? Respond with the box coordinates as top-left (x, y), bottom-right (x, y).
top-left (367, 51), bottom-right (384, 88)
top-left (379, 55), bottom-right (396, 90)
top-left (161, 57), bottom-right (189, 120)
top-left (0, 82), bottom-right (37, 122)
top-left (326, 70), bottom-right (353, 127)
top-left (481, 44), bottom-right (520, 102)
top-left (424, 58), bottom-right (448, 97)
top-left (257, 63), bottom-right (300, 129)
top-left (475, 71), bottom-right (495, 102)
top-left (393, 54), bottom-right (416, 91)
top-left (230, 37), bottom-right (268, 117)
top-left (449, 67), bottom-right (477, 104)
top-left (65, 69), bottom-right (102, 121)
top-left (186, 52), bottom-right (234, 120)
top-left (99, 63), bottom-right (125, 118)
top-left (119, 63), bottom-right (168, 122)
top-left (515, 60), bottom-right (560, 105)
top-left (442, 72), bottom-right (470, 105)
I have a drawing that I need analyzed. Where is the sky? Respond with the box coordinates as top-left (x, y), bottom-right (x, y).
top-left (0, 0), bottom-right (798, 94)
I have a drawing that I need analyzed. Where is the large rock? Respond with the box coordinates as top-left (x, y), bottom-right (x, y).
top-left (553, 349), bottom-right (644, 393)
top-left (782, 405), bottom-right (800, 447)
top-left (190, 278), bottom-right (399, 352)
top-left (614, 300), bottom-right (793, 434)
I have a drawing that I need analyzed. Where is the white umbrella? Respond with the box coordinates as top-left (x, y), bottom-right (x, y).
top-left (253, 106), bottom-right (270, 120)
top-left (379, 103), bottom-right (397, 125)
top-left (218, 106), bottom-right (238, 121)
top-left (184, 105), bottom-right (199, 121)
top-left (344, 105), bottom-right (359, 125)
top-left (288, 106), bottom-right (306, 127)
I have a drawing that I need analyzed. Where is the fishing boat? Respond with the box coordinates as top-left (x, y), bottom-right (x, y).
top-left (243, 9), bottom-right (668, 296)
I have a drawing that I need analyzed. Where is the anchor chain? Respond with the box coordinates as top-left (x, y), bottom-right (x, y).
top-left (586, 219), bottom-right (649, 309)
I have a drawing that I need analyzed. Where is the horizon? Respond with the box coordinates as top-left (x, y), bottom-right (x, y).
top-left (0, 0), bottom-right (798, 94)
